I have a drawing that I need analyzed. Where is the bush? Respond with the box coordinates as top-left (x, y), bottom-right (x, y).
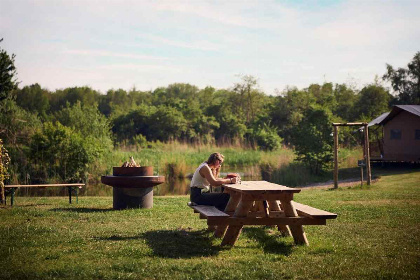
top-left (252, 124), bottom-right (283, 151)
top-left (291, 105), bottom-right (334, 174)
top-left (29, 122), bottom-right (90, 182)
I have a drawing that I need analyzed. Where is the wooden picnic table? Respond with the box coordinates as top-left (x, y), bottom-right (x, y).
top-left (190, 180), bottom-right (337, 247)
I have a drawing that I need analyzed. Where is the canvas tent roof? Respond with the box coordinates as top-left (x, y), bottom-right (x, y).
top-left (368, 105), bottom-right (420, 127)
top-left (367, 112), bottom-right (389, 127)
top-left (379, 105), bottom-right (420, 125)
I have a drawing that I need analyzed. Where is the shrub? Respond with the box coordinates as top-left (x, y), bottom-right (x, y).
top-left (291, 105), bottom-right (334, 174)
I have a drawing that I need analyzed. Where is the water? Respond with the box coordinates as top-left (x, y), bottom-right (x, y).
top-left (14, 166), bottom-right (262, 197)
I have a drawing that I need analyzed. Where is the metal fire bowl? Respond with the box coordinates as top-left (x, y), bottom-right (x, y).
top-left (101, 176), bottom-right (165, 188)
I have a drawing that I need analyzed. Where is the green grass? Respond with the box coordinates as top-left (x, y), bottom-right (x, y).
top-left (1, 169), bottom-right (419, 279)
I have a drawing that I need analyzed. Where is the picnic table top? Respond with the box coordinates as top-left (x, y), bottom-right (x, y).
top-left (222, 180), bottom-right (301, 194)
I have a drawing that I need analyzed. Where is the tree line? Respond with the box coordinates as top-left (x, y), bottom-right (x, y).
top-left (0, 37), bottom-right (419, 184)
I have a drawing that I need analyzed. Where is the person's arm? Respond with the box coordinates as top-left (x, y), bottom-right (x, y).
top-left (199, 165), bottom-right (237, 186)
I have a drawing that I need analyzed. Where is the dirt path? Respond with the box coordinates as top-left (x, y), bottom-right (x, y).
top-left (298, 177), bottom-right (378, 190)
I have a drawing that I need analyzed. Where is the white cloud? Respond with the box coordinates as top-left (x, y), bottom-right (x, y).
top-left (63, 49), bottom-right (169, 60)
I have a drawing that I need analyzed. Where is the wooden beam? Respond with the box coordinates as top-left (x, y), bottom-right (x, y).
top-left (364, 124), bottom-right (372, 185)
top-left (332, 122), bottom-right (367, 126)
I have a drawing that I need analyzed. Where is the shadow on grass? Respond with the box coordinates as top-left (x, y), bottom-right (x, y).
top-left (50, 207), bottom-right (114, 213)
top-left (242, 227), bottom-right (293, 255)
top-left (141, 229), bottom-right (223, 258)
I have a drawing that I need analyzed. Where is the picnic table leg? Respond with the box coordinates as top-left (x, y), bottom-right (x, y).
top-left (268, 200), bottom-right (291, 236)
top-left (214, 191), bottom-right (240, 238)
top-left (221, 194), bottom-right (253, 246)
top-left (280, 194), bottom-right (308, 245)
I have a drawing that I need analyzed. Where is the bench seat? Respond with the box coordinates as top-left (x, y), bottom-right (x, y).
top-left (292, 201), bottom-right (337, 219)
top-left (190, 205), bottom-right (230, 218)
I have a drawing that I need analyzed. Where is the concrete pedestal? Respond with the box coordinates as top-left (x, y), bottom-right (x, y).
top-left (113, 186), bottom-right (153, 209)
top-left (101, 166), bottom-right (165, 210)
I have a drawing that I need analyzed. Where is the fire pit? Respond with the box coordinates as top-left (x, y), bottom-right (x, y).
top-left (101, 166), bottom-right (165, 209)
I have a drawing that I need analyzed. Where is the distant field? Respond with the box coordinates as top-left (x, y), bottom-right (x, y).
top-left (1, 169), bottom-right (419, 279)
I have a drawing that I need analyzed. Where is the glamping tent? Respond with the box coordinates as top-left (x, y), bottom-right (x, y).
top-left (368, 105), bottom-right (420, 162)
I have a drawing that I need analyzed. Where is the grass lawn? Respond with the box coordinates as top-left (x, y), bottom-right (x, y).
top-left (1, 169), bottom-right (419, 280)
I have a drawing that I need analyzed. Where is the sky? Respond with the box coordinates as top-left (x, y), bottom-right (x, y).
top-left (1, 0), bottom-right (419, 95)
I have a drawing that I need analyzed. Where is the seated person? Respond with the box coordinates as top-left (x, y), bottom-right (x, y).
top-left (190, 152), bottom-right (238, 211)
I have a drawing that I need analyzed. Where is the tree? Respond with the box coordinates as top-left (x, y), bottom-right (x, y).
top-left (55, 102), bottom-right (112, 158)
top-left (383, 52), bottom-right (420, 104)
top-left (232, 75), bottom-right (265, 124)
top-left (15, 83), bottom-right (50, 119)
top-left (353, 84), bottom-right (392, 121)
top-left (0, 39), bottom-right (18, 102)
top-left (333, 83), bottom-right (357, 121)
top-left (291, 106), bottom-right (334, 174)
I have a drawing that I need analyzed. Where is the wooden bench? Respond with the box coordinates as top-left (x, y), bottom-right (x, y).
top-left (4, 184), bottom-right (85, 206)
top-left (292, 201), bottom-right (337, 219)
top-left (188, 201), bottom-right (337, 227)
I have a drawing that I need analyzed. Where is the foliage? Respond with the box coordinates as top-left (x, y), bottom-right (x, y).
top-left (1, 45), bottom-right (419, 181)
top-left (291, 105), bottom-right (334, 174)
top-left (251, 123), bottom-right (283, 151)
top-left (0, 38), bottom-right (18, 102)
top-left (29, 122), bottom-right (90, 182)
top-left (15, 83), bottom-right (50, 119)
top-left (383, 51), bottom-right (420, 104)
top-left (353, 84), bottom-right (392, 121)
top-left (0, 138), bottom-right (10, 204)
top-left (0, 99), bottom-right (42, 146)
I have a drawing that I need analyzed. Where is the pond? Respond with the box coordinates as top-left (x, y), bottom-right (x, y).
top-left (87, 166), bottom-right (262, 196)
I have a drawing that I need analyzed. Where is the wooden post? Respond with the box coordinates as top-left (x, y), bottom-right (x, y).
top-left (333, 125), bottom-right (339, 189)
top-left (364, 124), bottom-right (372, 185)
top-left (360, 166), bottom-right (364, 186)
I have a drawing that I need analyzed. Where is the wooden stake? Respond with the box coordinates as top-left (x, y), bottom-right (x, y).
top-left (333, 125), bottom-right (339, 189)
top-left (364, 124), bottom-right (372, 185)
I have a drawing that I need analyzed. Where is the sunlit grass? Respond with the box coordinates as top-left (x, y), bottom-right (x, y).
top-left (1, 170), bottom-right (419, 279)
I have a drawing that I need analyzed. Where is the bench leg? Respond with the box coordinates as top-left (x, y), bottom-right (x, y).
top-left (221, 195), bottom-right (253, 246)
top-left (280, 195), bottom-right (308, 245)
top-left (214, 192), bottom-right (240, 238)
top-left (268, 200), bottom-right (291, 236)
top-left (10, 188), bottom-right (17, 206)
top-left (68, 186), bottom-right (72, 204)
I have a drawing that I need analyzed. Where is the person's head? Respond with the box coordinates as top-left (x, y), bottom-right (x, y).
top-left (206, 152), bottom-right (224, 177)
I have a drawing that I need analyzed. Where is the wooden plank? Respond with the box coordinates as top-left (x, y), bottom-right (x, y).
top-left (223, 181), bottom-right (300, 194)
top-left (192, 205), bottom-right (230, 218)
top-left (209, 217), bottom-right (326, 226)
top-left (293, 202), bottom-right (337, 219)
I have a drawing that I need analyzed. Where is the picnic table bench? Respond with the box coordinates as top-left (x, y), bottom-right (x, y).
top-left (189, 181), bottom-right (337, 247)
top-left (4, 183), bottom-right (85, 206)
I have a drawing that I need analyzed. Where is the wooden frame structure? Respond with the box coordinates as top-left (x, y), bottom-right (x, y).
top-left (332, 123), bottom-right (371, 188)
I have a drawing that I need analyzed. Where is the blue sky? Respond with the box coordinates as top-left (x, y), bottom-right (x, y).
top-left (1, 0), bottom-right (419, 94)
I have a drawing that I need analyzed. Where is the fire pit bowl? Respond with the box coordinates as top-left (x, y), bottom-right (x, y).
top-left (101, 166), bottom-right (165, 209)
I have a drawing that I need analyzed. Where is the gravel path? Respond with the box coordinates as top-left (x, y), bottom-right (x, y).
top-left (298, 177), bottom-right (377, 190)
